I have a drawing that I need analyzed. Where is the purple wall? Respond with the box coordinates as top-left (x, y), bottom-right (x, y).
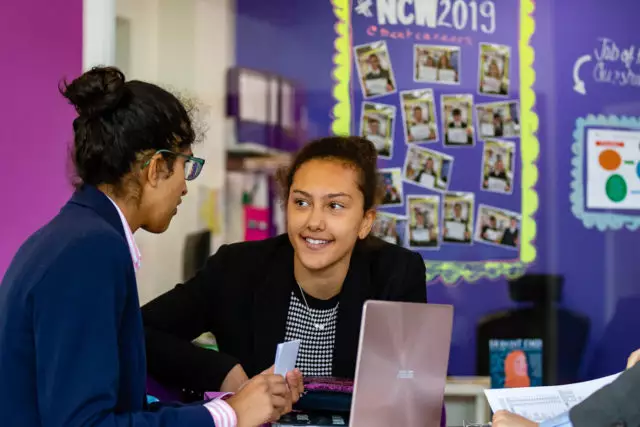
top-left (236, 0), bottom-right (640, 380)
top-left (0, 0), bottom-right (81, 275)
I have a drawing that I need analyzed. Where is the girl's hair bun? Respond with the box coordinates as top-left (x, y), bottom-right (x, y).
top-left (60, 66), bottom-right (126, 119)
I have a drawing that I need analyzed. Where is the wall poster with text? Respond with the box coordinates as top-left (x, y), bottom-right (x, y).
top-left (331, 0), bottom-right (538, 284)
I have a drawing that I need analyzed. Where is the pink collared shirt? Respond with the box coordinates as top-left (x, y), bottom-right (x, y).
top-left (106, 197), bottom-right (237, 427)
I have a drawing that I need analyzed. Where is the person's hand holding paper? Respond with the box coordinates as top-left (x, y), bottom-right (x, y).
top-left (274, 340), bottom-right (305, 408)
top-left (225, 366), bottom-right (290, 427)
top-left (492, 410), bottom-right (538, 427)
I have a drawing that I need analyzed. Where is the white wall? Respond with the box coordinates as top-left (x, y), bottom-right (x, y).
top-left (115, 0), bottom-right (235, 305)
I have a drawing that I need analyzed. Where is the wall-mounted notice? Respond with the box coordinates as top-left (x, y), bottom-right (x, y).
top-left (332, 0), bottom-right (539, 284)
top-left (572, 115), bottom-right (640, 230)
top-left (586, 128), bottom-right (640, 210)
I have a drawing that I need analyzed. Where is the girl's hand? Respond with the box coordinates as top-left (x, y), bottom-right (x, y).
top-left (492, 410), bottom-right (538, 427)
top-left (627, 348), bottom-right (640, 369)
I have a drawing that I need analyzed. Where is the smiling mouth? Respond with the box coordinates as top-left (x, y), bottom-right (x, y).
top-left (301, 236), bottom-right (334, 250)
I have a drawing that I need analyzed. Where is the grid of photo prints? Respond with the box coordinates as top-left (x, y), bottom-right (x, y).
top-left (355, 40), bottom-right (521, 254)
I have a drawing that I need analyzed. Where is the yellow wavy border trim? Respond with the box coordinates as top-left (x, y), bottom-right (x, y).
top-left (331, 0), bottom-right (538, 285)
top-left (331, 0), bottom-right (351, 135)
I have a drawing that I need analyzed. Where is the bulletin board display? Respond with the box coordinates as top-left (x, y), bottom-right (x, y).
top-left (331, 0), bottom-right (538, 284)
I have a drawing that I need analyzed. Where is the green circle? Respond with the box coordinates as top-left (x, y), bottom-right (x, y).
top-left (606, 174), bottom-right (627, 202)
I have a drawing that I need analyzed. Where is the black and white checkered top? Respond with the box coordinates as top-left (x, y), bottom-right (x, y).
top-left (283, 286), bottom-right (339, 377)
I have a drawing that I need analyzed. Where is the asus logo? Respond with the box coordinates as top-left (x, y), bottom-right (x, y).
top-left (397, 369), bottom-right (415, 379)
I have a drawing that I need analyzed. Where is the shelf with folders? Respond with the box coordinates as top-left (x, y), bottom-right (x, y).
top-left (226, 150), bottom-right (292, 174)
top-left (224, 66), bottom-right (305, 241)
top-left (226, 65), bottom-right (307, 158)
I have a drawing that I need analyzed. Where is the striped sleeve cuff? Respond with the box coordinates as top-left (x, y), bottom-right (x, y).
top-left (204, 396), bottom-right (237, 427)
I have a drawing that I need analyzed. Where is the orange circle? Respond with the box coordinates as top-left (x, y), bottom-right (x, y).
top-left (599, 149), bottom-right (622, 171)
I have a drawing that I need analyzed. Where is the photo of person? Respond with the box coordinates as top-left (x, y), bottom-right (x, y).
top-left (407, 195), bottom-right (440, 249)
top-left (413, 44), bottom-right (460, 84)
top-left (503, 350), bottom-right (531, 388)
top-left (372, 212), bottom-right (407, 247)
top-left (481, 140), bottom-right (515, 195)
top-left (359, 102), bottom-right (396, 158)
top-left (402, 145), bottom-right (453, 192)
top-left (400, 89), bottom-right (438, 144)
top-left (474, 204), bottom-right (521, 250)
top-left (378, 168), bottom-right (403, 206)
top-left (478, 43), bottom-right (511, 96)
top-left (354, 41), bottom-right (397, 99)
top-left (442, 192), bottom-right (474, 244)
top-left (441, 94), bottom-right (474, 147)
top-left (476, 101), bottom-right (520, 139)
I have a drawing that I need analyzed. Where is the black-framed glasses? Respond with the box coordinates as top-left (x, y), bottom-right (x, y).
top-left (142, 149), bottom-right (205, 181)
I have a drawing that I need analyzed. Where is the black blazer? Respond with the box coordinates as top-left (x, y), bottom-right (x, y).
top-left (142, 234), bottom-right (427, 392)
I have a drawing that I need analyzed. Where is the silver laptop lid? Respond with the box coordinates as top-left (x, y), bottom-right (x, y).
top-left (349, 300), bottom-right (454, 427)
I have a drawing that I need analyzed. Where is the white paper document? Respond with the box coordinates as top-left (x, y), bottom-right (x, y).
top-left (483, 372), bottom-right (622, 423)
top-left (447, 128), bottom-right (468, 144)
top-left (445, 221), bottom-right (467, 240)
top-left (274, 340), bottom-right (301, 376)
top-left (488, 177), bottom-right (508, 193)
top-left (368, 134), bottom-right (387, 152)
top-left (418, 173), bottom-right (435, 189)
top-left (481, 123), bottom-right (495, 137)
top-left (410, 124), bottom-right (433, 141)
top-left (418, 65), bottom-right (437, 81)
top-left (483, 76), bottom-right (501, 93)
top-left (439, 68), bottom-right (457, 83)
top-left (484, 228), bottom-right (499, 242)
top-left (411, 228), bottom-right (430, 242)
top-left (365, 78), bottom-right (387, 95)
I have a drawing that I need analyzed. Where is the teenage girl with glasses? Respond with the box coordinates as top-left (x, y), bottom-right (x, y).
top-left (0, 66), bottom-right (302, 427)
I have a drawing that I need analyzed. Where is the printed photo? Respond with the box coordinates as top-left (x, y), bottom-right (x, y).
top-left (378, 168), bottom-right (404, 206)
top-left (476, 101), bottom-right (520, 139)
top-left (354, 41), bottom-right (397, 99)
top-left (474, 204), bottom-right (521, 250)
top-left (478, 43), bottom-right (511, 96)
top-left (414, 44), bottom-right (460, 85)
top-left (400, 89), bottom-right (438, 144)
top-left (359, 102), bottom-right (396, 158)
top-left (372, 212), bottom-right (407, 247)
top-left (407, 195), bottom-right (440, 249)
top-left (403, 145), bottom-right (453, 193)
top-left (481, 140), bottom-right (516, 195)
top-left (441, 94), bottom-right (475, 147)
top-left (442, 192), bottom-right (474, 244)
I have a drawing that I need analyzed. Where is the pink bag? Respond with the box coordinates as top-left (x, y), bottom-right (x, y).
top-left (303, 377), bottom-right (354, 394)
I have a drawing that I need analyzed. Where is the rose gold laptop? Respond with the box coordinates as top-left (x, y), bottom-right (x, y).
top-left (349, 301), bottom-right (454, 427)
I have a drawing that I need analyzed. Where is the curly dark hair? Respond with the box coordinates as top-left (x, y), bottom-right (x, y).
top-left (276, 136), bottom-right (384, 212)
top-left (59, 66), bottom-right (197, 194)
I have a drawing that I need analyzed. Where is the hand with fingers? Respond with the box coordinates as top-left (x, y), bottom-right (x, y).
top-left (492, 410), bottom-right (538, 427)
top-left (285, 368), bottom-right (304, 406)
top-left (226, 366), bottom-right (304, 427)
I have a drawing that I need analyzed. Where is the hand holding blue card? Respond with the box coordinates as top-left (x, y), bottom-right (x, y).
top-left (274, 340), bottom-right (301, 376)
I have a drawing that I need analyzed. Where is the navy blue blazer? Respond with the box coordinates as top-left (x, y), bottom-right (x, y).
top-left (0, 185), bottom-right (214, 426)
